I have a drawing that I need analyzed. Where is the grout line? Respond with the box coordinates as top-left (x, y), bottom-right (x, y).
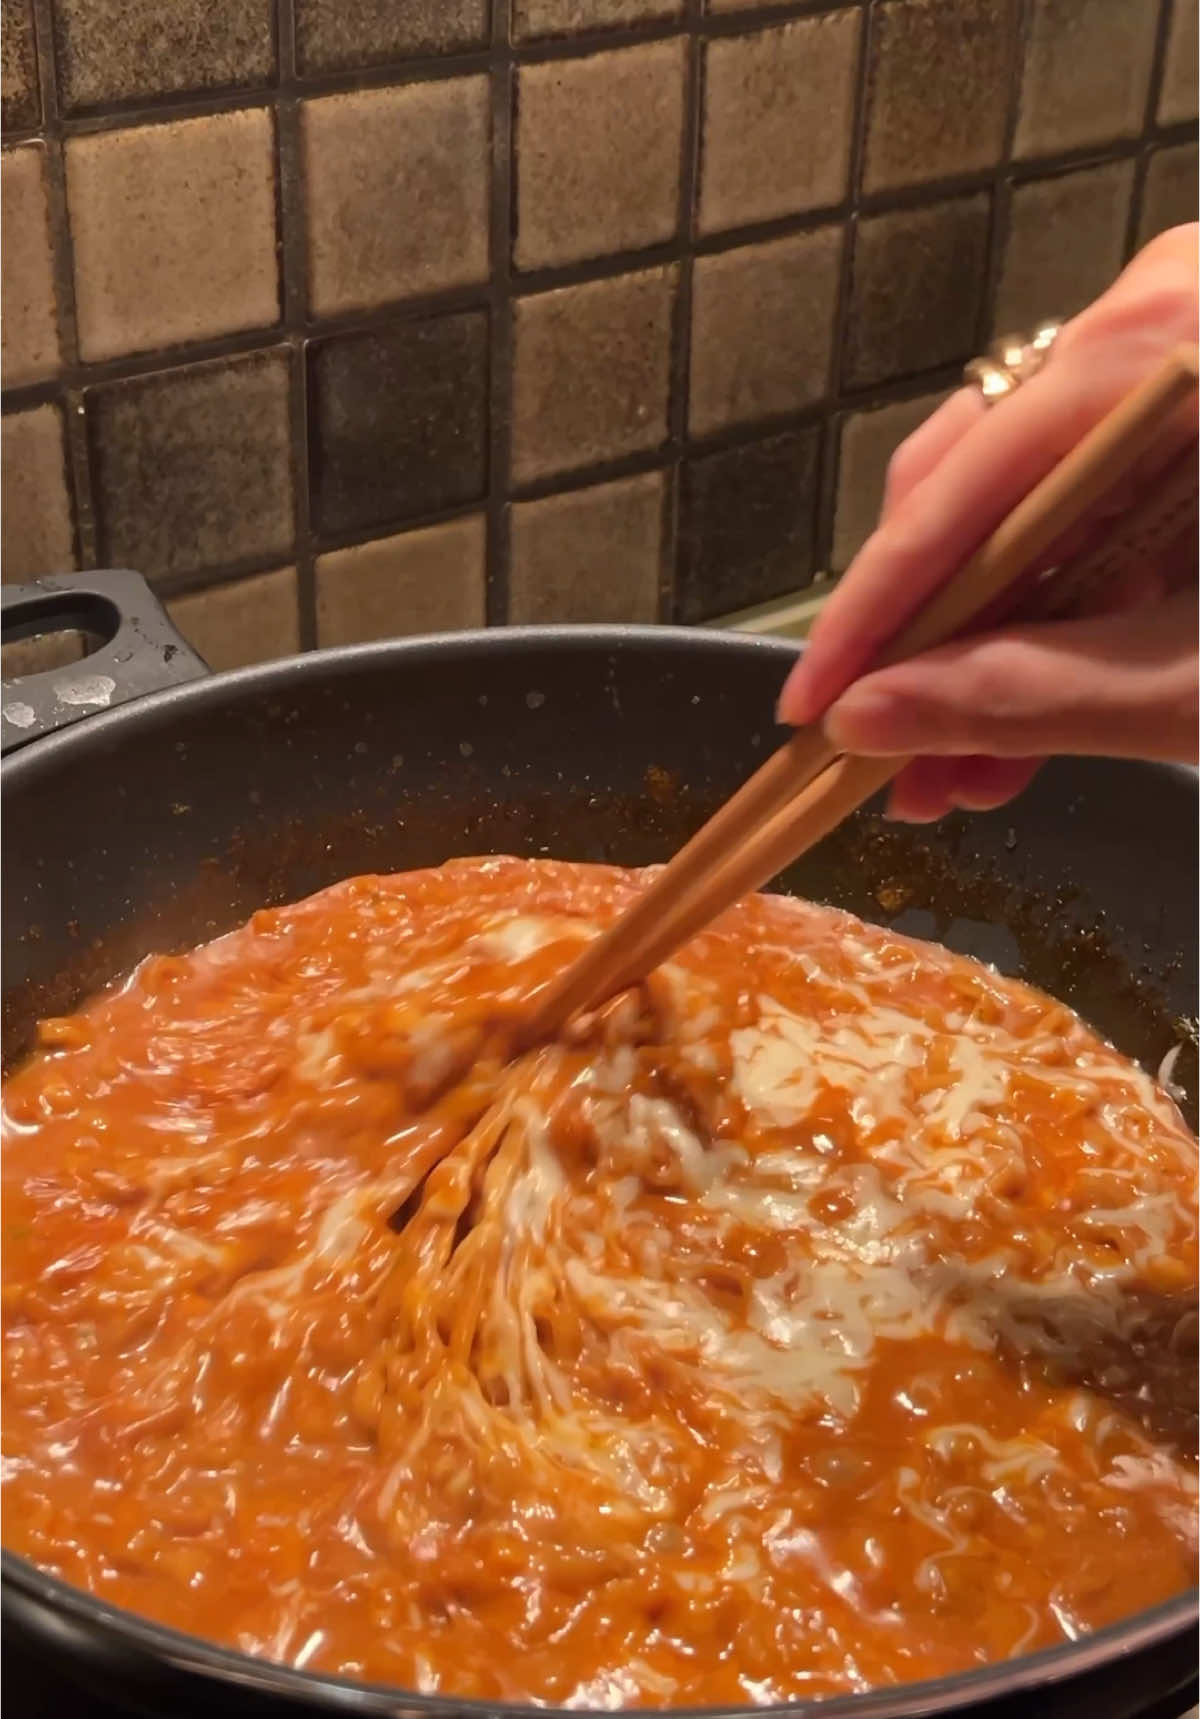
top-left (59, 389), bottom-right (95, 570)
top-left (812, 404), bottom-right (843, 589)
top-left (274, 0), bottom-right (317, 649)
top-left (485, 0), bottom-right (515, 625)
top-left (979, 0), bottom-right (1030, 344)
top-left (26, 0), bottom-right (99, 568)
top-left (984, 176), bottom-right (1015, 338)
top-left (306, 500), bottom-right (493, 563)
top-left (54, 86), bottom-right (278, 136)
top-left (663, 0), bottom-right (703, 621)
top-left (136, 548), bottom-right (309, 603)
top-left (140, 506), bottom-right (503, 604)
top-left (819, 0), bottom-right (871, 570)
top-left (27, 0), bottom-right (74, 363)
top-left (667, 18), bottom-right (701, 453)
top-left (1125, 0), bottom-right (1177, 261)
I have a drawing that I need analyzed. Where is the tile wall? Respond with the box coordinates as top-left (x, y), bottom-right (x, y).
top-left (2, 0), bottom-right (1196, 669)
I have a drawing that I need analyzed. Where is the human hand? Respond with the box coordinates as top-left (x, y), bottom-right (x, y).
top-left (778, 224), bottom-right (1199, 823)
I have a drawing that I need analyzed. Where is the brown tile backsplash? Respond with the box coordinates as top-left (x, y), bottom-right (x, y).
top-left (698, 13), bottom-right (859, 235)
top-left (315, 516), bottom-right (486, 644)
top-left (53, 0), bottom-right (275, 113)
top-left (2, 144), bottom-right (60, 387)
top-left (66, 110), bottom-right (279, 362)
top-left (308, 312), bottom-right (489, 537)
top-left (1138, 143), bottom-right (1200, 249)
top-left (2, 628), bottom-right (90, 678)
top-left (167, 567), bottom-right (299, 669)
top-left (844, 193), bottom-right (991, 391)
top-left (1013, 0), bottom-right (1159, 159)
top-left (1, 0), bottom-right (1186, 654)
top-left (515, 39), bottom-right (684, 270)
top-left (862, 0), bottom-right (1014, 195)
top-left (832, 388), bottom-right (951, 573)
top-left (1159, 0), bottom-right (1199, 126)
top-left (2, 404), bottom-right (75, 581)
top-left (512, 266), bottom-right (675, 484)
top-left (303, 79), bottom-right (490, 318)
top-left (509, 472), bottom-right (664, 623)
top-left (994, 160), bottom-right (1135, 332)
top-left (677, 427), bottom-right (821, 623)
top-left (689, 226), bottom-right (841, 437)
top-left (514, 0), bottom-right (681, 39)
top-left (88, 349), bottom-right (294, 584)
top-left (1, 0), bottom-right (39, 133)
top-left (295, 0), bottom-right (488, 76)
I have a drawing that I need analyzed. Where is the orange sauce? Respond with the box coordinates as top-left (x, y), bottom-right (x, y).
top-left (3, 858), bottom-right (1196, 1704)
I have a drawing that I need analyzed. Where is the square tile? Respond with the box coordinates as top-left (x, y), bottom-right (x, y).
top-left (1159, 0), bottom-right (1199, 125)
top-left (3, 629), bottom-right (90, 678)
top-left (832, 389), bottom-right (951, 573)
top-left (1, 0), bottom-right (39, 132)
top-left (304, 79), bottom-right (489, 318)
top-left (53, 0), bottom-right (274, 112)
top-left (1013, 0), bottom-right (1158, 159)
top-left (677, 426), bottom-right (820, 622)
top-left (1, 144), bottom-right (60, 387)
top-left (514, 0), bottom-right (681, 37)
top-left (689, 226), bottom-right (841, 437)
top-left (1, 405), bottom-right (75, 581)
top-left (843, 193), bottom-right (990, 391)
top-left (699, 13), bottom-right (859, 235)
top-left (295, 0), bottom-right (486, 75)
top-left (308, 312), bottom-right (488, 538)
top-left (1138, 144), bottom-right (1200, 250)
top-left (87, 349), bottom-right (294, 584)
top-left (862, 0), bottom-right (1015, 195)
top-left (166, 568), bottom-right (299, 670)
top-left (515, 39), bottom-right (684, 270)
top-left (995, 160), bottom-right (1134, 334)
top-left (315, 515), bottom-right (485, 644)
top-left (509, 472), bottom-right (664, 623)
top-left (66, 110), bottom-right (279, 363)
top-left (511, 265), bottom-right (675, 484)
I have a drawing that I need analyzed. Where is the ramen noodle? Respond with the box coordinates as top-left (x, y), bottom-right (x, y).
top-left (3, 857), bottom-right (1196, 1705)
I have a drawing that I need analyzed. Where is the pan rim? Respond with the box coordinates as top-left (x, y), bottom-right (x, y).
top-left (5, 621), bottom-right (1195, 791)
top-left (3, 1546), bottom-right (1197, 1718)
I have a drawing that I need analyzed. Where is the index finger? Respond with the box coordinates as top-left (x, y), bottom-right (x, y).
top-left (877, 387), bottom-right (983, 520)
top-left (779, 362), bottom-right (1100, 725)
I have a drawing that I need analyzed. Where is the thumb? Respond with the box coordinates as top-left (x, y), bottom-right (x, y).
top-left (823, 590), bottom-right (1198, 764)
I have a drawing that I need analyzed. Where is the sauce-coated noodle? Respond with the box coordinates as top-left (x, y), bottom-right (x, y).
top-left (3, 859), bottom-right (1196, 1706)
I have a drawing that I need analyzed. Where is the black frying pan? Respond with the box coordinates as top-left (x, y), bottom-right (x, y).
top-left (2, 570), bottom-right (1197, 1719)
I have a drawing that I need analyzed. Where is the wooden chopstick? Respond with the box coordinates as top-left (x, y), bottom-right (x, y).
top-left (525, 345), bottom-right (1199, 1042)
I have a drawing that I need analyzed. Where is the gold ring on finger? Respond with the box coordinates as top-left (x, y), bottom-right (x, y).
top-left (964, 319), bottom-right (1064, 406)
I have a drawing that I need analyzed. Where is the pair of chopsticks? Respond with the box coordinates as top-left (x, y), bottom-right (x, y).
top-left (525, 345), bottom-right (1199, 1044)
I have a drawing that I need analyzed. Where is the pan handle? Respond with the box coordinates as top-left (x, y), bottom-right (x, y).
top-left (1, 569), bottom-right (209, 755)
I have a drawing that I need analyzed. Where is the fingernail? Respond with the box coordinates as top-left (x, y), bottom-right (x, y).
top-left (823, 689), bottom-right (902, 754)
top-left (886, 798), bottom-right (943, 824)
top-left (776, 674), bottom-right (814, 726)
